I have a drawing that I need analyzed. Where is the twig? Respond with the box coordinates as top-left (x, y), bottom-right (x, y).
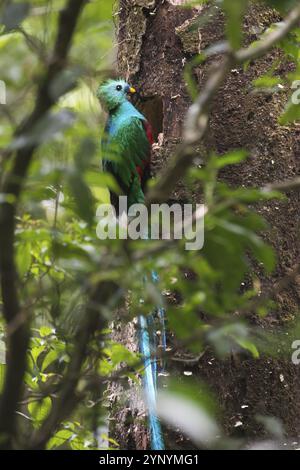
top-left (146, 3), bottom-right (300, 205)
top-left (146, 56), bottom-right (234, 205)
top-left (235, 5), bottom-right (300, 64)
top-left (263, 177), bottom-right (300, 193)
top-left (16, 26), bottom-right (46, 61)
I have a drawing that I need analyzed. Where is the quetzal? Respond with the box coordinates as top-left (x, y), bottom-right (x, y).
top-left (96, 79), bottom-right (152, 211)
top-left (97, 79), bottom-right (165, 450)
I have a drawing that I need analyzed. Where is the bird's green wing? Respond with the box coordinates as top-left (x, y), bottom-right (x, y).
top-left (109, 116), bottom-right (150, 191)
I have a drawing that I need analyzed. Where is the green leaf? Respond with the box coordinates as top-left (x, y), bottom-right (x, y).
top-left (280, 35), bottom-right (300, 61)
top-left (39, 326), bottom-right (54, 338)
top-left (157, 379), bottom-right (219, 445)
top-left (222, 0), bottom-right (248, 50)
top-left (250, 239), bottom-right (276, 274)
top-left (0, 364), bottom-right (5, 393)
top-left (16, 242), bottom-right (31, 278)
top-left (85, 171), bottom-right (120, 193)
top-left (28, 397), bottom-right (52, 425)
top-left (24, 372), bottom-right (39, 391)
top-left (253, 75), bottom-right (283, 89)
top-left (100, 434), bottom-right (119, 448)
top-left (42, 349), bottom-right (58, 371)
top-left (236, 338), bottom-right (260, 358)
top-left (217, 218), bottom-right (275, 273)
top-left (47, 429), bottom-right (74, 450)
top-left (108, 343), bottom-right (138, 367)
top-left (67, 171), bottom-right (95, 225)
top-left (215, 150), bottom-right (248, 169)
top-left (168, 307), bottom-right (204, 353)
top-left (208, 323), bottom-right (254, 357)
top-left (74, 138), bottom-right (97, 171)
top-left (279, 101), bottom-right (300, 124)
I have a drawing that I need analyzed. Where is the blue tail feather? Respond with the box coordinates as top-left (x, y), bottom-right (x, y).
top-left (138, 315), bottom-right (165, 450)
top-left (138, 269), bottom-right (166, 450)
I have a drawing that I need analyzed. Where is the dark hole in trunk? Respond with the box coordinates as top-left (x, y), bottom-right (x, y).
top-left (133, 95), bottom-right (164, 142)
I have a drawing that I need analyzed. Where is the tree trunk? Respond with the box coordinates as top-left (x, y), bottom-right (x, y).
top-left (112, 0), bottom-right (300, 449)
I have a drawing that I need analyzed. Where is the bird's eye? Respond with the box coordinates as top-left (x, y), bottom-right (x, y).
top-left (116, 85), bottom-right (122, 91)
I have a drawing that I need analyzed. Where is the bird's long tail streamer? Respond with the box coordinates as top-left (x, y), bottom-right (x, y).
top-left (138, 270), bottom-right (166, 450)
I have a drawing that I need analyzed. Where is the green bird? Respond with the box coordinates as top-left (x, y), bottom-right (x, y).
top-left (97, 79), bottom-right (153, 212)
top-left (97, 80), bottom-right (166, 450)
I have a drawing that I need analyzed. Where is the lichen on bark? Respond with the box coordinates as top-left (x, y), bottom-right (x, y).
top-left (118, 0), bottom-right (156, 78)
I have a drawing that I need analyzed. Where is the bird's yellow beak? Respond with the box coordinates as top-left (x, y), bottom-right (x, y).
top-left (129, 87), bottom-right (136, 94)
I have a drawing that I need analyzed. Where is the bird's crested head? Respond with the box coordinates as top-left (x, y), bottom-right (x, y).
top-left (96, 79), bottom-right (136, 111)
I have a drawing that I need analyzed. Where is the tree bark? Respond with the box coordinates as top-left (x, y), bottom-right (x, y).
top-left (113, 0), bottom-right (300, 448)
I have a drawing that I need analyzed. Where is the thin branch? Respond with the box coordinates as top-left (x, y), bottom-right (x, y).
top-left (146, 3), bottom-right (300, 205)
top-left (146, 56), bottom-right (234, 205)
top-left (183, 56), bottom-right (233, 145)
top-left (263, 176), bottom-right (300, 193)
top-left (235, 4), bottom-right (300, 64)
top-left (0, 0), bottom-right (87, 449)
top-left (16, 26), bottom-right (46, 61)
